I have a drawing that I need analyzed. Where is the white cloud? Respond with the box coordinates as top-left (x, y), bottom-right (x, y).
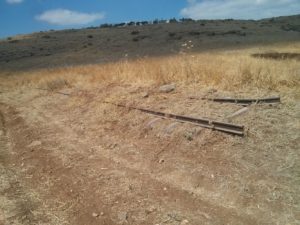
top-left (6, 0), bottom-right (23, 4)
top-left (36, 9), bottom-right (105, 26)
top-left (180, 0), bottom-right (300, 20)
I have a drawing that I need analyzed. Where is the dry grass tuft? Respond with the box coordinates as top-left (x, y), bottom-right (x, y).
top-left (1, 43), bottom-right (299, 92)
top-left (43, 78), bottom-right (71, 91)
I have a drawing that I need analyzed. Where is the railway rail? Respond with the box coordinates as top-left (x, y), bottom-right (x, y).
top-left (202, 96), bottom-right (280, 105)
top-left (106, 102), bottom-right (245, 136)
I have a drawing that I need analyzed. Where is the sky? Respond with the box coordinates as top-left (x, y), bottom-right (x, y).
top-left (0, 0), bottom-right (299, 38)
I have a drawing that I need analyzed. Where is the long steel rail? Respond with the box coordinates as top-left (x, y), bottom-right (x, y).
top-left (202, 96), bottom-right (280, 105)
top-left (106, 102), bottom-right (245, 136)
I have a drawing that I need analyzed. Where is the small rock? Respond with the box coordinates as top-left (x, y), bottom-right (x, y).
top-left (163, 187), bottom-right (167, 191)
top-left (159, 159), bottom-right (165, 164)
top-left (142, 92), bottom-right (149, 98)
top-left (145, 206), bottom-right (156, 214)
top-left (180, 219), bottom-right (189, 225)
top-left (159, 84), bottom-right (176, 93)
top-left (92, 212), bottom-right (99, 217)
top-left (207, 88), bottom-right (217, 94)
top-left (27, 140), bottom-right (42, 148)
top-left (100, 212), bottom-right (104, 216)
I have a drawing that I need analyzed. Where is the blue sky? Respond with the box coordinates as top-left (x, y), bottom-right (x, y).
top-left (0, 0), bottom-right (299, 38)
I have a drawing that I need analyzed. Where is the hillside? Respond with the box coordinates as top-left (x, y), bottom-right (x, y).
top-left (0, 15), bottom-right (299, 72)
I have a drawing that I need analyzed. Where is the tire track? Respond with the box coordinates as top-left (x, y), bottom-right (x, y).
top-left (0, 103), bottom-right (69, 225)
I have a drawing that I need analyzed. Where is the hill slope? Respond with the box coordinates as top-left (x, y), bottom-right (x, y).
top-left (0, 15), bottom-right (299, 71)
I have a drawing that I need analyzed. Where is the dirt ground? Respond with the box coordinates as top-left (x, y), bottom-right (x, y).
top-left (0, 83), bottom-right (299, 225)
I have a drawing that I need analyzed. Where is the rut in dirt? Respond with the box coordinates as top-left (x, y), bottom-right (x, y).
top-left (0, 104), bottom-right (69, 225)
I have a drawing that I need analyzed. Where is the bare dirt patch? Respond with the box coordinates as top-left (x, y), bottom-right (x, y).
top-left (251, 52), bottom-right (300, 60)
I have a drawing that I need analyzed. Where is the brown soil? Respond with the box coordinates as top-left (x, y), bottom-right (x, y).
top-left (0, 84), bottom-right (299, 225)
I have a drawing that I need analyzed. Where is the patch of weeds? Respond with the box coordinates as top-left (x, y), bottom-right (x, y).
top-left (131, 30), bottom-right (140, 35)
top-left (251, 52), bottom-right (300, 60)
top-left (132, 35), bottom-right (148, 42)
top-left (41, 35), bottom-right (51, 39)
top-left (168, 32), bottom-right (176, 37)
top-left (222, 30), bottom-right (246, 36)
top-left (8, 40), bottom-right (19, 44)
top-left (189, 31), bottom-right (201, 36)
top-left (45, 78), bottom-right (70, 91)
top-left (281, 24), bottom-right (300, 32)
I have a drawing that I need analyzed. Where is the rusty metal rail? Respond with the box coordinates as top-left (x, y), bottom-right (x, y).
top-left (106, 102), bottom-right (245, 136)
top-left (202, 96), bottom-right (280, 105)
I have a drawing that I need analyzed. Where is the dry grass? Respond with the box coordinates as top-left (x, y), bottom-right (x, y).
top-left (1, 43), bottom-right (299, 93)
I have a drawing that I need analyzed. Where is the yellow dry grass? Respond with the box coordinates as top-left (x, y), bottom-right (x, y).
top-left (1, 42), bottom-right (299, 92)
